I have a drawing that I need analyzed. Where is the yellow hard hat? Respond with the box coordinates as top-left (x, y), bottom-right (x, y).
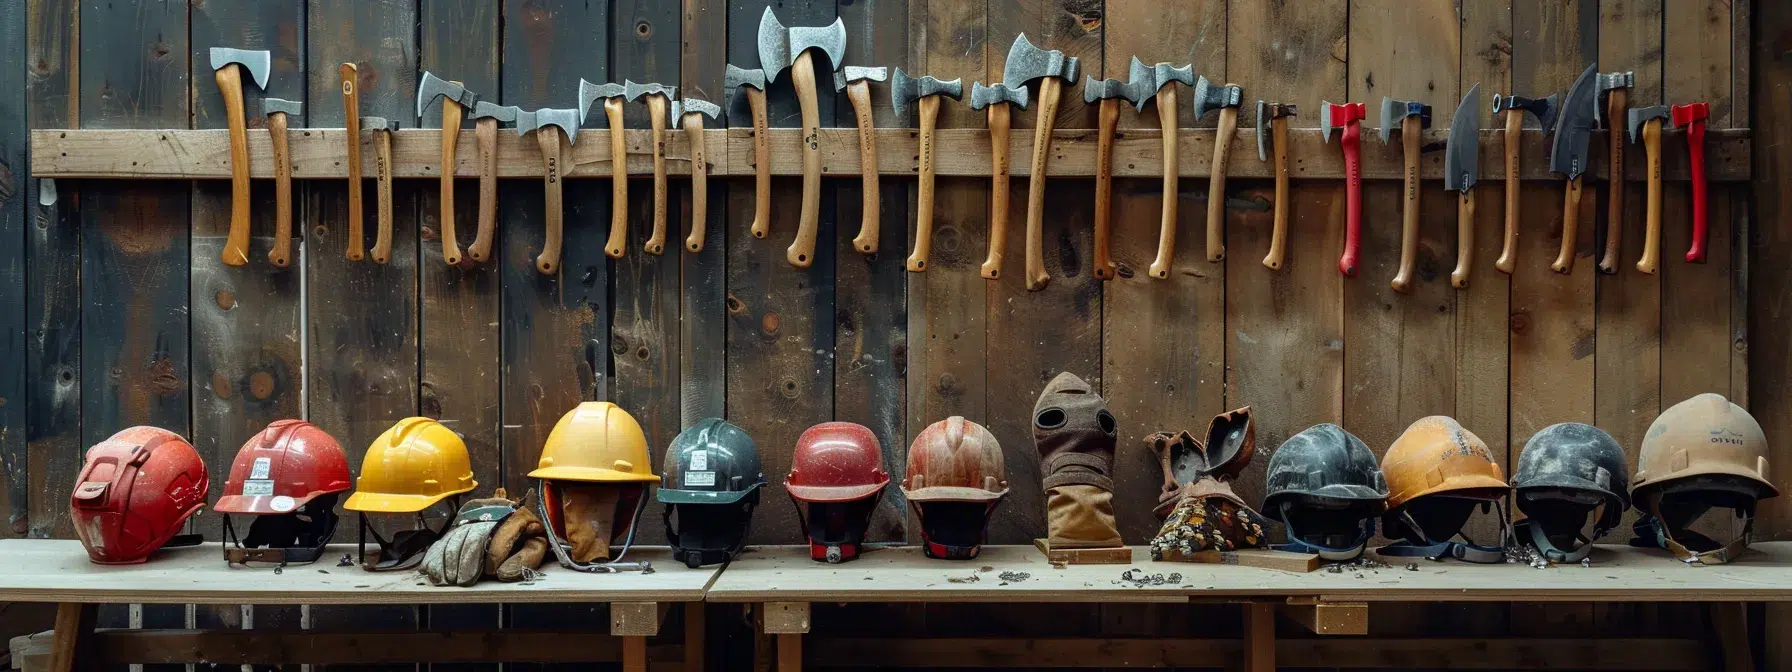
top-left (529, 402), bottom-right (658, 483)
top-left (1383, 416), bottom-right (1509, 510)
top-left (343, 417), bottom-right (477, 513)
top-left (1634, 393), bottom-right (1778, 498)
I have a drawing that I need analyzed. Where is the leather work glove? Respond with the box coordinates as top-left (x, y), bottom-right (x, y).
top-left (486, 489), bottom-right (549, 582)
top-left (423, 489), bottom-right (521, 587)
top-left (562, 483), bottom-right (624, 563)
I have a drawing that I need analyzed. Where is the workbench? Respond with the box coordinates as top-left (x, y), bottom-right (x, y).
top-left (706, 543), bottom-right (1792, 671)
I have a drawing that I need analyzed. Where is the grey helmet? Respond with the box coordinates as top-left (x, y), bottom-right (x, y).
top-left (1262, 424), bottom-right (1388, 560)
top-left (659, 418), bottom-right (765, 567)
top-left (1514, 422), bottom-right (1629, 562)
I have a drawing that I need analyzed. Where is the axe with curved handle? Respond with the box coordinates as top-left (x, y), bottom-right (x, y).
top-left (846, 78), bottom-right (881, 255)
top-left (469, 116), bottom-right (499, 264)
top-left (684, 113), bottom-right (710, 253)
top-left (535, 126), bottom-right (566, 275)
top-left (906, 96), bottom-right (941, 272)
top-left (1023, 77), bottom-right (1064, 290)
top-left (1091, 97), bottom-right (1118, 280)
top-left (1203, 89), bottom-right (1233, 265)
top-left (217, 64), bottom-right (253, 267)
top-left (1683, 114), bottom-right (1709, 264)
top-left (1553, 175), bottom-right (1583, 274)
top-left (1150, 87), bottom-right (1185, 278)
top-left (371, 127), bottom-right (395, 265)
top-left (1495, 110), bottom-right (1521, 274)
top-left (645, 94), bottom-right (670, 256)
top-left (746, 87), bottom-right (772, 240)
top-left (603, 98), bottom-right (629, 259)
top-left (341, 64), bottom-right (366, 262)
top-left (981, 104), bottom-right (1012, 280)
top-left (267, 110), bottom-right (294, 268)
top-left (1263, 115), bottom-right (1290, 271)
top-left (1339, 122), bottom-right (1362, 278)
top-left (1597, 88), bottom-right (1627, 274)
top-left (439, 87), bottom-right (465, 267)
top-left (1636, 118), bottom-right (1663, 274)
top-left (787, 50), bottom-right (824, 268)
top-left (1391, 115), bottom-right (1421, 294)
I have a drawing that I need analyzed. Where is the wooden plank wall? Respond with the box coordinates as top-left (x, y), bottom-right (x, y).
top-left (5, 0), bottom-right (1783, 665)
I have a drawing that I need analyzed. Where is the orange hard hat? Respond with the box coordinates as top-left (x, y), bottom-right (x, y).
top-left (1383, 416), bottom-right (1509, 510)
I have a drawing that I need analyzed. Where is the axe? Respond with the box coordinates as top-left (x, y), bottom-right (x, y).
top-left (725, 65), bottom-right (772, 240)
top-left (516, 108), bottom-right (582, 275)
top-left (892, 69), bottom-right (964, 272)
top-left (1004, 33), bottom-right (1080, 291)
top-left (969, 82), bottom-right (1028, 280)
top-left (210, 47), bottom-right (271, 267)
top-left (1595, 71), bottom-right (1634, 273)
top-left (1549, 64), bottom-right (1600, 274)
top-left (578, 80), bottom-right (631, 259)
top-left (1380, 96), bottom-right (1432, 293)
top-left (417, 73), bottom-right (480, 266)
top-left (1321, 101), bottom-right (1368, 277)
top-left (1444, 85), bottom-right (1481, 289)
top-left (1082, 72), bottom-right (1146, 280)
top-left (1628, 105), bottom-right (1670, 274)
top-left (1192, 74), bottom-right (1240, 267)
top-left (1490, 92), bottom-right (1557, 274)
top-left (626, 80), bottom-right (679, 256)
top-left (758, 7), bottom-right (848, 269)
top-left (262, 98), bottom-right (301, 269)
top-left (1256, 102), bottom-right (1296, 271)
top-left (835, 66), bottom-right (889, 255)
top-left (1673, 102), bottom-right (1711, 264)
top-left (467, 101), bottom-right (520, 264)
top-left (362, 116), bottom-right (401, 265)
top-left (674, 98), bottom-right (722, 253)
top-left (340, 63), bottom-right (368, 261)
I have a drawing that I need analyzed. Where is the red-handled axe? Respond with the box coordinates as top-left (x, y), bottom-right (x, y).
top-left (1322, 101), bottom-right (1367, 277)
top-left (1672, 103), bottom-right (1710, 263)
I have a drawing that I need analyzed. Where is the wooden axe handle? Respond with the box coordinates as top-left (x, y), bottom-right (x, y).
top-left (341, 64), bottom-right (365, 261)
top-left (1495, 110), bottom-right (1520, 274)
top-left (604, 98), bottom-right (629, 258)
top-left (1636, 119), bottom-right (1662, 274)
top-left (1598, 88), bottom-right (1627, 274)
top-left (645, 95), bottom-right (669, 256)
top-left (981, 104), bottom-right (1012, 280)
top-left (1091, 98), bottom-right (1118, 280)
top-left (470, 117), bottom-right (498, 263)
top-left (268, 110), bottom-right (294, 268)
top-left (787, 50), bottom-right (823, 269)
top-left (1024, 77), bottom-right (1063, 291)
top-left (1553, 174), bottom-right (1582, 274)
top-left (1262, 115), bottom-right (1290, 271)
top-left (906, 96), bottom-right (940, 272)
top-left (685, 112), bottom-right (709, 253)
top-left (1204, 94), bottom-right (1233, 264)
top-left (747, 87), bottom-right (771, 239)
top-left (848, 79), bottom-right (881, 255)
top-left (371, 129), bottom-right (395, 265)
top-left (1390, 115), bottom-right (1421, 293)
top-left (535, 126), bottom-right (566, 275)
top-left (1452, 189), bottom-right (1475, 288)
top-left (1149, 88), bottom-right (1184, 278)
top-left (440, 88), bottom-right (465, 267)
top-left (217, 65), bottom-right (252, 267)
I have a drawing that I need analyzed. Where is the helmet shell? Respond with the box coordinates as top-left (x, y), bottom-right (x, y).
top-left (530, 402), bottom-right (659, 483)
top-left (217, 420), bottom-right (352, 515)
top-left (1263, 423), bottom-right (1387, 510)
top-left (786, 422), bottom-right (889, 502)
top-left (344, 417), bottom-right (477, 513)
top-left (1514, 422), bottom-right (1630, 524)
top-left (70, 426), bottom-right (210, 564)
top-left (902, 416), bottom-right (1009, 502)
top-left (1383, 416), bottom-right (1509, 510)
top-left (1633, 393), bottom-right (1777, 499)
top-left (660, 417), bottom-right (765, 504)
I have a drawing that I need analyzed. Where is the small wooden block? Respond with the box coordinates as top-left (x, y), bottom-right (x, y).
top-left (611, 602), bottom-right (661, 637)
top-left (762, 602), bottom-right (811, 635)
top-left (1033, 539), bottom-right (1135, 565)
top-left (11, 631), bottom-right (53, 672)
top-left (1282, 597), bottom-right (1369, 636)
top-left (1158, 548), bottom-right (1322, 572)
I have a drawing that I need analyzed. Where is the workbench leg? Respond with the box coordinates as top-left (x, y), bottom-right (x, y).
top-left (777, 633), bottom-right (802, 672)
top-left (622, 635), bottom-right (647, 672)
top-left (1243, 602), bottom-right (1275, 672)
top-left (684, 602), bottom-right (706, 672)
top-left (48, 603), bottom-right (95, 672)
top-left (1711, 602), bottom-right (1754, 672)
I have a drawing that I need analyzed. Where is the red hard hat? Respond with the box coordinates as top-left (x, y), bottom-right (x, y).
top-left (70, 426), bottom-right (210, 565)
top-left (786, 422), bottom-right (889, 502)
top-left (217, 420), bottom-right (352, 515)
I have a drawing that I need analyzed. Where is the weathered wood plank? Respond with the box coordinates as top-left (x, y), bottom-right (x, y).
top-left (1751, 0), bottom-right (1792, 543)
top-left (728, 0), bottom-right (838, 545)
top-left (678, 0), bottom-right (728, 425)
top-left (0, 0), bottom-right (26, 538)
top-left (1223, 0), bottom-right (1348, 516)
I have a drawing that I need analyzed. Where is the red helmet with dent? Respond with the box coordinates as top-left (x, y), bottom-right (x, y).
top-left (217, 419), bottom-right (352, 515)
top-left (70, 427), bottom-right (210, 565)
top-left (786, 422), bottom-right (889, 563)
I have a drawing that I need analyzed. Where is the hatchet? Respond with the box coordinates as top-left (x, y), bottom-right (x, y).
top-left (759, 8), bottom-right (848, 269)
top-left (1322, 101), bottom-right (1367, 277)
top-left (340, 63), bottom-right (367, 261)
top-left (1082, 72), bottom-right (1146, 280)
top-left (970, 82), bottom-right (1028, 280)
top-left (1256, 102), bottom-right (1297, 271)
top-left (210, 47), bottom-right (271, 267)
top-left (363, 117), bottom-right (400, 265)
top-left (517, 108), bottom-right (582, 274)
top-left (725, 65), bottom-right (772, 240)
top-left (1381, 96), bottom-right (1433, 293)
top-left (1192, 75), bottom-right (1240, 266)
top-left (627, 80), bottom-right (679, 255)
top-left (1595, 71), bottom-right (1634, 273)
top-left (1490, 92), bottom-right (1558, 274)
top-left (1628, 105), bottom-right (1670, 274)
top-left (578, 80), bottom-right (630, 258)
top-left (836, 66), bottom-right (889, 255)
top-left (1673, 102), bottom-right (1710, 264)
top-left (468, 101), bottom-right (520, 264)
top-left (675, 98), bottom-right (722, 253)
top-left (893, 69), bottom-right (965, 272)
top-left (262, 98), bottom-right (302, 269)
top-left (1549, 64), bottom-right (1600, 274)
top-left (1444, 85), bottom-right (1481, 289)
top-left (416, 73), bottom-right (480, 266)
top-left (1004, 33), bottom-right (1080, 291)
top-left (1135, 60), bottom-right (1196, 278)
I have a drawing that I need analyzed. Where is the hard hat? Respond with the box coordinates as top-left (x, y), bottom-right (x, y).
top-left (344, 417), bottom-right (477, 513)
top-left (1261, 424), bottom-right (1388, 561)
top-left (1513, 422), bottom-right (1630, 561)
top-left (903, 417), bottom-right (1008, 560)
top-left (659, 418), bottom-right (765, 568)
top-left (217, 419), bottom-right (352, 515)
top-left (1383, 415), bottom-right (1509, 509)
top-left (530, 402), bottom-right (658, 483)
top-left (70, 426), bottom-right (210, 564)
top-left (1633, 393), bottom-right (1776, 498)
top-left (787, 422), bottom-right (889, 562)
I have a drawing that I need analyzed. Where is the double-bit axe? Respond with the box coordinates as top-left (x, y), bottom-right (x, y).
top-left (467, 101), bottom-right (519, 264)
top-left (673, 98), bottom-right (722, 253)
top-left (1082, 72), bottom-right (1146, 280)
top-left (1595, 71), bottom-right (1634, 273)
top-left (1256, 102), bottom-right (1297, 270)
top-left (626, 80), bottom-right (679, 256)
top-left (262, 98), bottom-right (301, 269)
top-left (209, 47), bottom-right (272, 267)
top-left (1443, 85), bottom-right (1481, 289)
top-left (1138, 61), bottom-right (1197, 279)
top-left (578, 80), bottom-right (631, 259)
top-left (1380, 96), bottom-right (1433, 293)
top-left (1548, 64), bottom-right (1601, 275)
top-left (892, 69), bottom-right (964, 272)
top-left (836, 66), bottom-right (889, 255)
top-left (1673, 102), bottom-right (1711, 264)
top-left (1490, 92), bottom-right (1558, 274)
top-left (1192, 75), bottom-right (1240, 267)
top-left (1003, 33), bottom-right (1080, 291)
top-left (1321, 101), bottom-right (1368, 277)
top-left (969, 82), bottom-right (1028, 280)
top-left (758, 7), bottom-right (848, 269)
top-left (725, 65), bottom-right (772, 240)
top-left (516, 108), bottom-right (583, 275)
top-left (416, 72), bottom-right (480, 266)
top-left (1627, 105), bottom-right (1671, 274)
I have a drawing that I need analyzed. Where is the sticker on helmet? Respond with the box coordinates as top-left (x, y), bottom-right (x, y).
top-left (685, 471), bottom-right (716, 487)
top-left (270, 495), bottom-right (297, 512)
top-left (243, 479), bottom-right (276, 496)
top-left (690, 450), bottom-right (710, 471)
top-left (251, 457), bottom-right (272, 479)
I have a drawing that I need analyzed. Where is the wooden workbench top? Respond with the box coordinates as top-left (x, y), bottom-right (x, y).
top-left (704, 543), bottom-right (1792, 604)
top-left (0, 540), bottom-right (718, 605)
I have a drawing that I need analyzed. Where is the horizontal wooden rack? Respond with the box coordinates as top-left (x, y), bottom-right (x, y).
top-left (31, 127), bottom-right (1748, 182)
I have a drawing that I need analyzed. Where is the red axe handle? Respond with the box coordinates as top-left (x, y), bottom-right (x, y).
top-left (1685, 118), bottom-right (1708, 263)
top-left (1338, 121), bottom-right (1362, 277)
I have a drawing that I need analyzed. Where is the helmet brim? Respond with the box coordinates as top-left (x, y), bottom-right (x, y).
top-left (786, 481), bottom-right (887, 503)
top-left (659, 483), bottom-right (762, 505)
top-left (343, 486), bottom-right (472, 513)
top-left (902, 485), bottom-right (1009, 503)
top-left (1633, 463), bottom-right (1781, 500)
top-left (1286, 483), bottom-right (1387, 502)
top-left (528, 466), bottom-right (661, 483)
top-left (215, 487), bottom-right (345, 515)
top-left (1402, 473), bottom-right (1510, 505)
top-left (1516, 474), bottom-right (1626, 503)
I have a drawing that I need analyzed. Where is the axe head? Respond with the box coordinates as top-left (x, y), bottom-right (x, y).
top-left (1549, 63), bottom-right (1601, 180)
top-left (1002, 33), bottom-right (1079, 87)
top-left (577, 79), bottom-right (628, 125)
top-left (1671, 102), bottom-right (1710, 128)
top-left (725, 64), bottom-right (767, 93)
top-left (360, 117), bottom-right (400, 133)
top-left (1593, 71), bottom-right (1634, 126)
top-left (1190, 74), bottom-right (1241, 119)
top-left (1081, 75), bottom-right (1136, 106)
top-left (262, 98), bottom-right (303, 118)
top-left (517, 108), bottom-right (582, 145)
top-left (1319, 101), bottom-right (1366, 143)
top-left (1443, 84), bottom-right (1481, 194)
top-left (1378, 97), bottom-right (1433, 143)
top-left (1128, 57), bottom-right (1193, 112)
top-left (416, 71), bottom-right (478, 120)
top-left (209, 47), bottom-right (272, 89)
top-left (891, 68), bottom-right (963, 120)
top-left (832, 66), bottom-right (889, 92)
top-left (1255, 101), bottom-right (1296, 162)
top-left (1627, 105), bottom-right (1670, 143)
top-left (759, 8), bottom-right (847, 82)
top-left (470, 101), bottom-right (520, 124)
top-left (1492, 93), bottom-right (1559, 130)
top-left (969, 82), bottom-right (1029, 111)
top-left (625, 79), bottom-right (677, 103)
top-left (673, 98), bottom-right (721, 129)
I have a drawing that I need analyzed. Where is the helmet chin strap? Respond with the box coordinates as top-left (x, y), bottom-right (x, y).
top-left (1274, 502), bottom-right (1372, 561)
top-left (664, 498), bottom-right (758, 568)
top-left (1631, 493), bottom-right (1756, 565)
top-left (538, 480), bottom-right (655, 573)
top-left (1375, 499), bottom-right (1510, 564)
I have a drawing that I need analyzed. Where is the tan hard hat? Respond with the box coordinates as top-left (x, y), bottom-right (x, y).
top-left (1633, 393), bottom-right (1778, 498)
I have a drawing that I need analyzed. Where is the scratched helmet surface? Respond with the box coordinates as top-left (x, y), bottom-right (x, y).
top-left (70, 427), bottom-right (210, 565)
top-left (786, 422), bottom-right (889, 563)
top-left (344, 417), bottom-right (477, 513)
top-left (1382, 416), bottom-right (1509, 510)
top-left (1633, 393), bottom-right (1776, 498)
top-left (530, 402), bottom-right (659, 484)
top-left (217, 419), bottom-right (352, 515)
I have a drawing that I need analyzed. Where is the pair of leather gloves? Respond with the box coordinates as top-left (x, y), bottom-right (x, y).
top-left (422, 488), bottom-right (549, 587)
